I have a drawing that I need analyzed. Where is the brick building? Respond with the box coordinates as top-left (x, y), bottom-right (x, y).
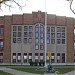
top-left (0, 11), bottom-right (75, 64)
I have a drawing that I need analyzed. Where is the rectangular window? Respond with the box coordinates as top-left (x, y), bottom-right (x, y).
top-left (17, 53), bottom-right (21, 63)
top-left (12, 53), bottom-right (16, 63)
top-left (29, 32), bottom-right (33, 37)
top-left (57, 53), bottom-right (60, 63)
top-left (62, 39), bottom-right (65, 44)
top-left (18, 32), bottom-right (21, 37)
top-left (62, 33), bottom-right (65, 38)
top-left (24, 26), bottom-right (28, 31)
top-left (40, 53), bottom-right (43, 62)
top-left (23, 53), bottom-right (27, 63)
top-left (35, 38), bottom-right (39, 44)
top-left (13, 26), bottom-right (17, 31)
top-left (29, 38), bottom-right (32, 43)
top-left (35, 45), bottom-right (39, 50)
top-left (51, 53), bottom-right (55, 63)
top-left (62, 53), bottom-right (65, 63)
top-left (28, 53), bottom-right (32, 62)
top-left (29, 26), bottom-right (33, 32)
top-left (47, 27), bottom-right (50, 33)
top-left (51, 27), bottom-right (55, 32)
top-left (0, 53), bottom-right (3, 63)
top-left (57, 33), bottom-right (61, 38)
top-left (57, 27), bottom-right (61, 32)
top-left (24, 32), bottom-right (28, 37)
top-left (40, 45), bottom-right (44, 50)
top-left (62, 27), bottom-right (65, 32)
top-left (13, 38), bottom-right (16, 43)
top-left (35, 32), bottom-right (39, 37)
top-left (35, 53), bottom-right (38, 62)
top-left (40, 38), bottom-right (44, 44)
top-left (0, 26), bottom-right (4, 35)
top-left (51, 39), bottom-right (55, 44)
top-left (17, 38), bottom-right (22, 43)
top-left (51, 33), bottom-right (55, 38)
top-left (18, 26), bottom-right (22, 31)
top-left (40, 33), bottom-right (44, 38)
top-left (0, 40), bottom-right (3, 48)
top-left (47, 33), bottom-right (50, 38)
top-left (57, 39), bottom-right (61, 44)
top-left (13, 32), bottom-right (17, 37)
top-left (24, 38), bottom-right (27, 43)
top-left (47, 39), bottom-right (50, 44)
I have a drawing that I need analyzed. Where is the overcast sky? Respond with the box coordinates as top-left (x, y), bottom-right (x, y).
top-left (0, 0), bottom-right (75, 18)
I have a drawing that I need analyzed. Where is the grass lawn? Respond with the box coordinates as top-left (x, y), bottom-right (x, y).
top-left (11, 67), bottom-right (75, 74)
top-left (0, 70), bottom-right (13, 75)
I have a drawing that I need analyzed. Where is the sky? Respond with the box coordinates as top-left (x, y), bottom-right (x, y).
top-left (0, 0), bottom-right (75, 18)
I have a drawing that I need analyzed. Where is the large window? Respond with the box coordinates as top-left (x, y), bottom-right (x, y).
top-left (0, 39), bottom-right (3, 48)
top-left (0, 25), bottom-right (4, 35)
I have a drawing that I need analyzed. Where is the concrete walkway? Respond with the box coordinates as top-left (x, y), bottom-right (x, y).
top-left (0, 67), bottom-right (75, 75)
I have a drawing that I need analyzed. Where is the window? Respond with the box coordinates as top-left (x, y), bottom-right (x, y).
top-left (35, 32), bottom-right (39, 37)
top-left (35, 38), bottom-right (39, 44)
top-left (17, 53), bottom-right (21, 63)
top-left (40, 53), bottom-right (43, 62)
top-left (18, 26), bottom-right (22, 31)
top-left (35, 25), bottom-right (39, 32)
top-left (13, 38), bottom-right (16, 43)
top-left (13, 26), bottom-right (17, 31)
top-left (24, 26), bottom-right (28, 31)
top-left (29, 32), bottom-right (33, 37)
top-left (28, 53), bottom-right (32, 62)
top-left (0, 53), bottom-right (3, 63)
top-left (35, 53), bottom-right (38, 62)
top-left (24, 32), bottom-right (28, 37)
top-left (47, 33), bottom-right (50, 38)
top-left (40, 33), bottom-right (44, 38)
top-left (17, 38), bottom-right (22, 43)
top-left (29, 26), bottom-right (33, 32)
top-left (29, 38), bottom-right (32, 43)
top-left (18, 32), bottom-right (21, 37)
top-left (24, 38), bottom-right (27, 43)
top-left (51, 39), bottom-right (55, 44)
top-left (0, 40), bottom-right (3, 48)
top-left (62, 27), bottom-right (65, 32)
top-left (47, 27), bottom-right (50, 33)
top-left (57, 27), bottom-right (61, 32)
top-left (13, 32), bottom-right (17, 37)
top-left (23, 53), bottom-right (27, 63)
top-left (57, 33), bottom-right (61, 38)
top-left (51, 33), bottom-right (55, 38)
top-left (35, 45), bottom-right (39, 50)
top-left (0, 26), bottom-right (4, 35)
top-left (40, 38), bottom-right (44, 44)
top-left (62, 53), bottom-right (65, 63)
top-left (57, 53), bottom-right (60, 63)
top-left (12, 53), bottom-right (16, 63)
top-left (47, 39), bottom-right (50, 44)
top-left (62, 39), bottom-right (65, 44)
top-left (51, 53), bottom-right (55, 63)
top-left (57, 39), bottom-right (61, 44)
top-left (62, 33), bottom-right (65, 38)
top-left (51, 27), bottom-right (55, 32)
top-left (40, 45), bottom-right (44, 50)
top-left (40, 25), bottom-right (44, 32)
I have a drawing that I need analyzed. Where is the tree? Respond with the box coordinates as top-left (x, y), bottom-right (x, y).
top-left (66, 0), bottom-right (75, 14)
top-left (0, 0), bottom-right (27, 10)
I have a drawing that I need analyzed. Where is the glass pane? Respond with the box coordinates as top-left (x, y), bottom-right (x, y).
top-left (47, 39), bottom-right (50, 44)
top-left (24, 32), bottom-right (28, 37)
top-left (57, 27), bottom-right (61, 32)
top-left (17, 38), bottom-right (22, 43)
top-left (40, 38), bottom-right (44, 43)
top-left (35, 25), bottom-right (39, 32)
top-left (18, 32), bottom-right (21, 37)
top-left (24, 38), bottom-right (27, 43)
top-left (62, 27), bottom-right (65, 32)
top-left (13, 26), bottom-right (17, 31)
top-left (24, 26), bottom-right (28, 31)
top-left (29, 26), bottom-right (33, 32)
top-left (40, 45), bottom-right (44, 50)
top-left (47, 33), bottom-right (50, 38)
top-left (13, 32), bottom-right (17, 37)
top-left (57, 33), bottom-right (61, 38)
top-left (51, 39), bottom-right (55, 44)
top-left (29, 38), bottom-right (32, 43)
top-left (57, 39), bottom-right (61, 44)
top-left (29, 32), bottom-right (33, 37)
top-left (35, 32), bottom-right (39, 37)
top-left (13, 38), bottom-right (16, 43)
top-left (51, 33), bottom-right (55, 38)
top-left (18, 26), bottom-right (22, 31)
top-left (51, 27), bottom-right (55, 32)
top-left (40, 25), bottom-right (44, 32)
top-left (40, 33), bottom-right (44, 38)
top-left (62, 33), bottom-right (65, 38)
top-left (47, 27), bottom-right (50, 33)
top-left (35, 38), bottom-right (39, 44)
top-left (35, 45), bottom-right (39, 50)
top-left (62, 39), bottom-right (65, 44)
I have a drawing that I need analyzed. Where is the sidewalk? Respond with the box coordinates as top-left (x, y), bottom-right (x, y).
top-left (0, 67), bottom-right (75, 75)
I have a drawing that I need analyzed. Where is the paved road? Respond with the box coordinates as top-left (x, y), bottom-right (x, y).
top-left (0, 67), bottom-right (75, 75)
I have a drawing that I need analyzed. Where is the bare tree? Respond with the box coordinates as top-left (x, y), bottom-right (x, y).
top-left (66, 0), bottom-right (75, 14)
top-left (0, 0), bottom-right (27, 10)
